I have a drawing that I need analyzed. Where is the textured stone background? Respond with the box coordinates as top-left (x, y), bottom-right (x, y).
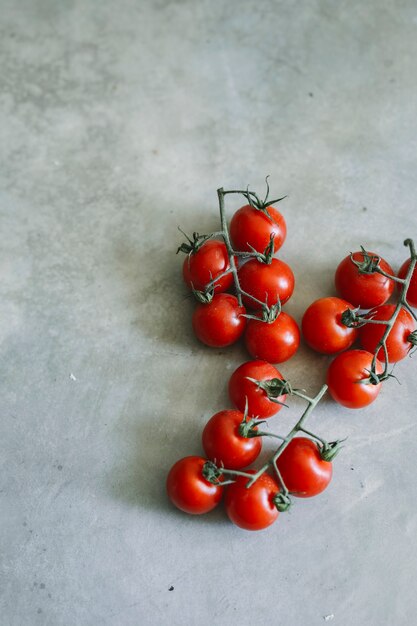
top-left (1, 1), bottom-right (417, 624)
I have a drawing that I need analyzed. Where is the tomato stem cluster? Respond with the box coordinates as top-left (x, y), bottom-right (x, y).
top-left (204, 382), bottom-right (343, 512)
top-left (342, 238), bottom-right (417, 382)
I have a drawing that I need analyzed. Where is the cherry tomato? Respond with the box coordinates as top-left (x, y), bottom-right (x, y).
top-left (225, 471), bottom-right (279, 531)
top-left (202, 410), bottom-right (262, 470)
top-left (326, 349), bottom-right (383, 408)
top-left (335, 250), bottom-right (394, 309)
top-left (244, 311), bottom-right (300, 363)
top-left (238, 258), bottom-right (295, 309)
top-left (398, 259), bottom-right (417, 307)
top-left (166, 456), bottom-right (223, 514)
top-left (360, 305), bottom-right (415, 362)
top-left (182, 240), bottom-right (233, 293)
top-left (228, 360), bottom-right (287, 418)
top-left (276, 437), bottom-right (332, 497)
top-left (192, 294), bottom-right (246, 347)
top-left (302, 297), bottom-right (359, 354)
top-left (230, 204), bottom-right (286, 254)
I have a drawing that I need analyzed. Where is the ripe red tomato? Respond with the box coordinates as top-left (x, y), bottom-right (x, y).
top-left (360, 305), bottom-right (415, 362)
top-left (192, 294), bottom-right (246, 347)
top-left (326, 349), bottom-right (383, 408)
top-left (228, 360), bottom-right (287, 418)
top-left (182, 240), bottom-right (233, 293)
top-left (244, 311), bottom-right (300, 363)
top-left (230, 204), bottom-right (286, 254)
top-left (335, 250), bottom-right (394, 309)
top-left (225, 471), bottom-right (279, 530)
top-left (166, 456), bottom-right (223, 514)
top-left (302, 297), bottom-right (359, 354)
top-left (238, 258), bottom-right (295, 309)
top-left (275, 437), bottom-right (332, 497)
top-left (398, 259), bottom-right (417, 307)
top-left (202, 410), bottom-right (262, 470)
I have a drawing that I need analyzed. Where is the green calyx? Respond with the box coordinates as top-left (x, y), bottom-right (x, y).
top-left (192, 287), bottom-right (214, 304)
top-left (408, 330), bottom-right (417, 347)
top-left (202, 460), bottom-right (223, 485)
top-left (246, 376), bottom-right (292, 405)
top-left (320, 439), bottom-right (346, 462)
top-left (243, 301), bottom-right (281, 324)
top-left (273, 492), bottom-right (292, 512)
top-left (341, 307), bottom-right (362, 328)
top-left (176, 228), bottom-right (212, 255)
top-left (350, 246), bottom-right (381, 274)
top-left (243, 176), bottom-right (286, 226)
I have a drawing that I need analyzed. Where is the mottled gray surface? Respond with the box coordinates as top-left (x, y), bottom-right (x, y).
top-left (1, 1), bottom-right (417, 624)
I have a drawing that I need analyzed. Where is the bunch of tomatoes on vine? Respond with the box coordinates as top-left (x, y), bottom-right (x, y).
top-left (166, 180), bottom-right (417, 531)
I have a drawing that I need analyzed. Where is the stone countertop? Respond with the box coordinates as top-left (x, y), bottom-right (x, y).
top-left (1, 1), bottom-right (417, 624)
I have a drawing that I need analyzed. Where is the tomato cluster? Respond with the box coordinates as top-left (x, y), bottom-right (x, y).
top-left (169, 183), bottom-right (417, 533)
top-left (179, 194), bottom-right (299, 364)
top-left (167, 361), bottom-right (335, 531)
top-left (302, 248), bottom-right (417, 409)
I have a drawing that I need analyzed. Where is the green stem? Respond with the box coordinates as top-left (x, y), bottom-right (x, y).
top-left (245, 384), bottom-right (328, 487)
top-left (370, 239), bottom-right (417, 379)
top-left (216, 188), bottom-right (273, 309)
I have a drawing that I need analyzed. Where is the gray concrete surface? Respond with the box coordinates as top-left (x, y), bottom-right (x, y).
top-left (1, 1), bottom-right (417, 624)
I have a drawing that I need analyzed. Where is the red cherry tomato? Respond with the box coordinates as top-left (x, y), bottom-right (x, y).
top-left (398, 259), bottom-right (417, 307)
top-left (244, 311), bottom-right (300, 363)
top-left (228, 360), bottom-right (287, 418)
top-left (230, 204), bottom-right (286, 254)
top-left (360, 305), bottom-right (415, 362)
top-left (238, 258), bottom-right (295, 309)
top-left (335, 250), bottom-right (394, 309)
top-left (192, 294), bottom-right (246, 347)
top-left (302, 297), bottom-right (359, 354)
top-left (326, 349), bottom-right (383, 408)
top-left (182, 240), bottom-right (233, 293)
top-left (166, 456), bottom-right (223, 514)
top-left (275, 437), bottom-right (332, 497)
top-left (225, 471), bottom-right (279, 531)
top-left (202, 410), bottom-right (262, 470)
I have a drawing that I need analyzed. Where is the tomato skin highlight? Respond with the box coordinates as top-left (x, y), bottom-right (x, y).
top-left (326, 349), bottom-right (383, 408)
top-left (182, 240), bottom-right (233, 293)
top-left (166, 456), bottom-right (223, 514)
top-left (192, 294), bottom-right (246, 348)
top-left (276, 437), bottom-right (332, 497)
top-left (398, 259), bottom-right (417, 308)
top-left (225, 471), bottom-right (279, 531)
top-left (244, 312), bottom-right (300, 363)
top-left (202, 410), bottom-right (262, 470)
top-left (302, 297), bottom-right (358, 355)
top-left (228, 360), bottom-right (287, 418)
top-left (238, 258), bottom-right (295, 309)
top-left (360, 305), bottom-right (415, 362)
top-left (230, 204), bottom-right (287, 254)
top-left (335, 251), bottom-right (394, 309)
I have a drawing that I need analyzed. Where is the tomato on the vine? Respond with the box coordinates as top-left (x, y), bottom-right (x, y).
top-left (327, 349), bottom-right (383, 408)
top-left (302, 297), bottom-right (358, 354)
top-left (398, 259), bottom-right (417, 307)
top-left (228, 360), bottom-right (287, 418)
top-left (166, 456), bottom-right (223, 514)
top-left (225, 471), bottom-right (279, 531)
top-left (335, 250), bottom-right (394, 309)
top-left (182, 239), bottom-right (233, 293)
top-left (230, 204), bottom-right (286, 254)
top-left (275, 437), bottom-right (332, 497)
top-left (244, 311), bottom-right (300, 363)
top-left (238, 258), bottom-right (295, 309)
top-left (202, 410), bottom-right (261, 470)
top-left (360, 305), bottom-right (415, 362)
top-left (192, 294), bottom-right (246, 347)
